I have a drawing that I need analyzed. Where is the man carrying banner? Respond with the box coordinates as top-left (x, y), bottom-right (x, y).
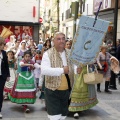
top-left (41, 32), bottom-right (74, 120)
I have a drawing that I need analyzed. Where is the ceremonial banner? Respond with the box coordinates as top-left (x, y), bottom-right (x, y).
top-left (70, 15), bottom-right (109, 66)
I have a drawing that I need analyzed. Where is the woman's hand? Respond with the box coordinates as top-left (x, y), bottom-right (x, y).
top-left (30, 64), bottom-right (34, 67)
top-left (97, 63), bottom-right (103, 70)
top-left (99, 65), bottom-right (103, 70)
top-left (77, 67), bottom-right (82, 74)
top-left (30, 64), bottom-right (35, 70)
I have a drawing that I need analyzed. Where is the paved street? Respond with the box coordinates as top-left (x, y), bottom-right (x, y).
top-left (2, 80), bottom-right (120, 120)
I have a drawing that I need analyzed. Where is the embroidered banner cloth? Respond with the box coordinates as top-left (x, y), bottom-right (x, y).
top-left (70, 15), bottom-right (109, 66)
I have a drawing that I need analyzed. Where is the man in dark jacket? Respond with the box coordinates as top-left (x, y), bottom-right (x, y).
top-left (0, 37), bottom-right (10, 119)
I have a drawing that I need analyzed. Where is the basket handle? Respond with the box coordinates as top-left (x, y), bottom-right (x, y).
top-left (87, 64), bottom-right (98, 74)
top-left (87, 65), bottom-right (89, 74)
top-left (94, 65), bottom-right (98, 73)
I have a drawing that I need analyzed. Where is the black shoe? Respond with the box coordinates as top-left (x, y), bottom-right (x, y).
top-left (109, 86), bottom-right (117, 90)
top-left (97, 89), bottom-right (101, 92)
top-left (0, 113), bottom-right (2, 119)
top-left (105, 90), bottom-right (112, 94)
top-left (74, 113), bottom-right (79, 119)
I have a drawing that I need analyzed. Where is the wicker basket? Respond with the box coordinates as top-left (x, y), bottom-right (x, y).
top-left (84, 65), bottom-right (103, 84)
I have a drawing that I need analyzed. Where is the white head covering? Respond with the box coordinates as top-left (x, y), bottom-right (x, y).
top-left (24, 35), bottom-right (30, 39)
top-left (10, 35), bottom-right (16, 43)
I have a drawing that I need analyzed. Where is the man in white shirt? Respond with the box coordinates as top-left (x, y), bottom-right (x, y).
top-left (41, 32), bottom-right (74, 120)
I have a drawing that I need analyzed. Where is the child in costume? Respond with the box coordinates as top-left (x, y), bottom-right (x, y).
top-left (4, 51), bottom-right (17, 100)
top-left (15, 41), bottom-right (27, 74)
top-left (32, 50), bottom-right (42, 88)
top-left (9, 51), bottom-right (37, 113)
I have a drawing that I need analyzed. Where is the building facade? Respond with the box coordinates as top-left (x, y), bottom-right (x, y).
top-left (0, 0), bottom-right (40, 42)
top-left (93, 0), bottom-right (120, 41)
top-left (59, 0), bottom-right (94, 39)
top-left (60, 0), bottom-right (79, 39)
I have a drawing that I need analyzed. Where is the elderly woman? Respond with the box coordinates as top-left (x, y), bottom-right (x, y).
top-left (97, 45), bottom-right (119, 94)
top-left (0, 37), bottom-right (10, 118)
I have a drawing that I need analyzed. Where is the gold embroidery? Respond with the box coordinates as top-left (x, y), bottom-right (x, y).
top-left (45, 47), bottom-right (74, 90)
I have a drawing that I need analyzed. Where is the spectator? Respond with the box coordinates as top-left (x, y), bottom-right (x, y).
top-left (65, 40), bottom-right (72, 50)
top-left (37, 40), bottom-right (43, 51)
top-left (28, 40), bottom-right (37, 49)
top-left (41, 39), bottom-right (51, 55)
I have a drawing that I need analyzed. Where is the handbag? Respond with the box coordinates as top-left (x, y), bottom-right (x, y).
top-left (84, 65), bottom-right (103, 84)
top-left (96, 53), bottom-right (108, 72)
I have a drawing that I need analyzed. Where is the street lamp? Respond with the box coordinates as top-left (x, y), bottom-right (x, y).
top-left (109, 0), bottom-right (118, 90)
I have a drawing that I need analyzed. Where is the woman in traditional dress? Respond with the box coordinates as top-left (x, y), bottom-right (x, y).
top-left (10, 40), bottom-right (20, 54)
top-left (6, 35), bottom-right (16, 52)
top-left (39, 39), bottom-right (51, 105)
top-left (9, 51), bottom-right (37, 113)
top-left (69, 66), bottom-right (98, 119)
top-left (28, 39), bottom-right (37, 49)
top-left (4, 51), bottom-right (17, 100)
top-left (15, 41), bottom-right (27, 74)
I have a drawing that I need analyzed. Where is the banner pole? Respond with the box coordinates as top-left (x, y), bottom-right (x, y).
top-left (93, 2), bottom-right (102, 27)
